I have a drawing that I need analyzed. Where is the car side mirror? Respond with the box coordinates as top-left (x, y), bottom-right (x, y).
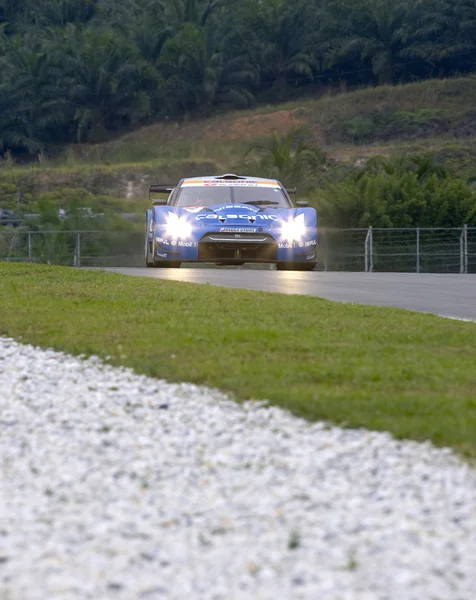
top-left (152, 199), bottom-right (167, 206)
top-left (296, 200), bottom-right (308, 207)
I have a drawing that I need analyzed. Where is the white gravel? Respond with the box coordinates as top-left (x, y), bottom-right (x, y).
top-left (1, 337), bottom-right (475, 600)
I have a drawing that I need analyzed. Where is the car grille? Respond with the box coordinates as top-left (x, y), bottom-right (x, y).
top-left (198, 232), bottom-right (277, 262)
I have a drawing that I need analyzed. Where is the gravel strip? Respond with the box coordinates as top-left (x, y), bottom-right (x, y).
top-left (1, 337), bottom-right (475, 600)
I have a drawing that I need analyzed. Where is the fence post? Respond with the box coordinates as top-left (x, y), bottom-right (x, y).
top-left (369, 226), bottom-right (373, 272)
top-left (28, 232), bottom-right (32, 263)
top-left (364, 226), bottom-right (374, 272)
top-left (416, 227), bottom-right (420, 274)
top-left (75, 232), bottom-right (81, 267)
top-left (460, 225), bottom-right (468, 274)
top-left (364, 227), bottom-right (370, 272)
top-left (464, 224), bottom-right (468, 274)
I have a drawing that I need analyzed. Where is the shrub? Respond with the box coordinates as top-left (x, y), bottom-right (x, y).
top-left (343, 117), bottom-right (376, 143)
top-left (313, 170), bottom-right (476, 228)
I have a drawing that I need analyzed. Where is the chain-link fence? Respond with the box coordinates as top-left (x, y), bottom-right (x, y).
top-left (1, 226), bottom-right (475, 273)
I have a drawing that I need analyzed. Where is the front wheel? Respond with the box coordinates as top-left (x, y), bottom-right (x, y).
top-left (153, 260), bottom-right (182, 268)
top-left (145, 237), bottom-right (154, 267)
top-left (276, 261), bottom-right (316, 271)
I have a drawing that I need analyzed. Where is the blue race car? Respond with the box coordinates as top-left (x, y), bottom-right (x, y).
top-left (145, 174), bottom-right (317, 270)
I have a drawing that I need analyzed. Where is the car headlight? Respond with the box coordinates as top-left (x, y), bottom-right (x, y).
top-left (280, 213), bottom-right (306, 241)
top-left (165, 213), bottom-right (192, 238)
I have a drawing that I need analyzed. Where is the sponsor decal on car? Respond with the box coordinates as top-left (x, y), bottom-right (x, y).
top-left (182, 180), bottom-right (280, 188)
top-left (220, 227), bottom-right (257, 233)
top-left (278, 240), bottom-right (317, 249)
top-left (215, 204), bottom-right (260, 213)
top-left (156, 236), bottom-right (196, 247)
top-left (196, 213), bottom-right (276, 221)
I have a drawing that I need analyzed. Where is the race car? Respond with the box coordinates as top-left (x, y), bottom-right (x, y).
top-left (145, 174), bottom-right (317, 270)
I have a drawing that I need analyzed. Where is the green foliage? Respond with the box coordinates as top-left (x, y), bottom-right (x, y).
top-left (242, 128), bottom-right (327, 189)
top-left (314, 155), bottom-right (476, 228)
top-left (2, 0), bottom-right (476, 156)
top-left (323, 0), bottom-right (418, 84)
top-left (343, 117), bottom-right (376, 143)
top-left (0, 182), bottom-right (18, 208)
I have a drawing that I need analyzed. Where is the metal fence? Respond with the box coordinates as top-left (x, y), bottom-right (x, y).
top-left (318, 226), bottom-right (476, 273)
top-left (0, 226), bottom-right (475, 273)
top-left (0, 230), bottom-right (145, 267)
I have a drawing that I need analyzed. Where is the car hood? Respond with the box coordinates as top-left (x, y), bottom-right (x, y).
top-left (180, 203), bottom-right (295, 226)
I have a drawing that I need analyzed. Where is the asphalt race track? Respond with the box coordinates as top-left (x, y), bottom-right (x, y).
top-left (103, 268), bottom-right (476, 321)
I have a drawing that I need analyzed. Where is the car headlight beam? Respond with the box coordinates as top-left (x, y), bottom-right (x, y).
top-left (280, 213), bottom-right (306, 242)
top-left (165, 213), bottom-right (192, 239)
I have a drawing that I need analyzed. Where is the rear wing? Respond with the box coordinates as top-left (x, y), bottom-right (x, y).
top-left (149, 184), bottom-right (176, 206)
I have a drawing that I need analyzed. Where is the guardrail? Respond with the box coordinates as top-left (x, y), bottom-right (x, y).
top-left (0, 227), bottom-right (475, 273)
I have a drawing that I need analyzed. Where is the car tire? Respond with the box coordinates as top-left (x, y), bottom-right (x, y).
top-left (276, 261), bottom-right (316, 271)
top-left (145, 239), bottom-right (154, 267)
top-left (153, 260), bottom-right (182, 268)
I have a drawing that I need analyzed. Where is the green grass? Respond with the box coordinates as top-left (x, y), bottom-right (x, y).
top-left (0, 158), bottom-right (219, 213)
top-left (1, 262), bottom-right (475, 456)
top-left (61, 76), bottom-right (476, 166)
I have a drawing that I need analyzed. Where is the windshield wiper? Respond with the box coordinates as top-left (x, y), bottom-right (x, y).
top-left (242, 200), bottom-right (280, 206)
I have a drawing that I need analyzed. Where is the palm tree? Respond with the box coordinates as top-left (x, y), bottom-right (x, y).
top-left (158, 22), bottom-right (224, 114)
top-left (241, 0), bottom-right (319, 96)
top-left (354, 151), bottom-right (449, 183)
top-left (410, 0), bottom-right (476, 76)
top-left (355, 151), bottom-right (411, 178)
top-left (0, 0), bottom-right (33, 27)
top-left (409, 154), bottom-right (449, 182)
top-left (43, 25), bottom-right (158, 141)
top-left (165, 0), bottom-right (227, 28)
top-left (0, 34), bottom-right (72, 154)
top-left (242, 128), bottom-right (327, 188)
top-left (325, 0), bottom-right (418, 84)
top-left (98, 0), bottom-right (172, 65)
top-left (28, 0), bottom-right (97, 27)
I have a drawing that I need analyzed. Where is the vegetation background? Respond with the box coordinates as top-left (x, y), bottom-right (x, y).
top-left (1, 0), bottom-right (476, 229)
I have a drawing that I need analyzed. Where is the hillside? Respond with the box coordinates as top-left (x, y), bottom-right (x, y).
top-left (2, 77), bottom-right (476, 204)
top-left (3, 0), bottom-right (476, 159)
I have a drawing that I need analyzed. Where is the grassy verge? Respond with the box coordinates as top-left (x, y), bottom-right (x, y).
top-left (1, 263), bottom-right (475, 456)
top-left (0, 159), bottom-right (218, 202)
top-left (53, 76), bottom-right (476, 168)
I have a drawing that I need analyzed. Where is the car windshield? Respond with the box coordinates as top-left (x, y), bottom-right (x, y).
top-left (175, 184), bottom-right (291, 208)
